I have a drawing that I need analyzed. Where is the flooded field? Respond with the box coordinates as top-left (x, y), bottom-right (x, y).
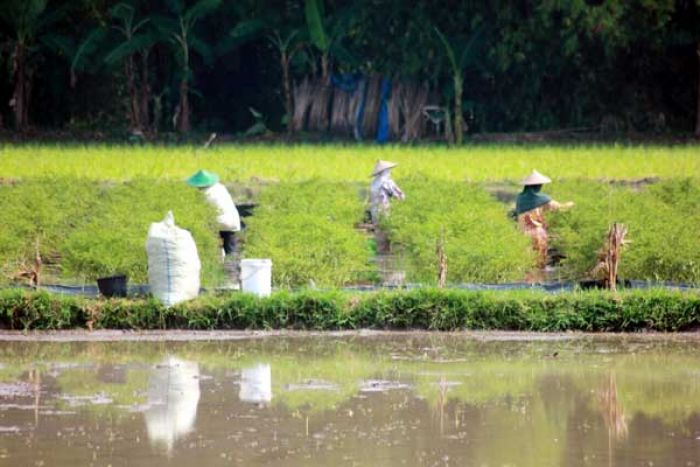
top-left (1, 333), bottom-right (700, 466)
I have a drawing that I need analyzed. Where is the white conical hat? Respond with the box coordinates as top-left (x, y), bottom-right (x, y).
top-left (521, 170), bottom-right (552, 185)
top-left (371, 160), bottom-right (398, 177)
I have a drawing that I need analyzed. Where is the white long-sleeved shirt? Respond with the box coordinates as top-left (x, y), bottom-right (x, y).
top-left (203, 182), bottom-right (241, 232)
top-left (370, 171), bottom-right (405, 223)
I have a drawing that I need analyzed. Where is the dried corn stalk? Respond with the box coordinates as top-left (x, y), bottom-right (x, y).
top-left (361, 75), bottom-right (382, 137)
top-left (591, 223), bottom-right (629, 291)
top-left (308, 81), bottom-right (332, 131)
top-left (292, 78), bottom-right (313, 132)
top-left (12, 239), bottom-right (42, 287)
top-left (330, 89), bottom-right (352, 134)
top-left (436, 229), bottom-right (447, 288)
top-left (399, 82), bottom-right (429, 142)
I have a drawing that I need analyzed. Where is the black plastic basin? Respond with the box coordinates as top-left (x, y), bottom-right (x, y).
top-left (97, 275), bottom-right (128, 298)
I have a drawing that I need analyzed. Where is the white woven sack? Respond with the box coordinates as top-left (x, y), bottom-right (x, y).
top-left (146, 211), bottom-right (201, 307)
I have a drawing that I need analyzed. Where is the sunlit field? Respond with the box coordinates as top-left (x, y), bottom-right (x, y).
top-left (2, 143), bottom-right (699, 182)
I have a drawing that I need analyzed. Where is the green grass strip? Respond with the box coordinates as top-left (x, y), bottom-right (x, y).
top-left (1, 288), bottom-right (699, 332)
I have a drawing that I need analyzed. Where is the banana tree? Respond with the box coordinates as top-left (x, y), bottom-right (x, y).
top-left (0, 0), bottom-right (68, 130)
top-left (303, 0), bottom-right (356, 82)
top-left (102, 2), bottom-right (159, 132)
top-left (268, 29), bottom-right (305, 134)
top-left (155, 0), bottom-right (221, 133)
top-left (434, 25), bottom-right (485, 145)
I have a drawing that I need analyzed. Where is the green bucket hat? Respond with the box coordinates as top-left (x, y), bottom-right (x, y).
top-left (186, 169), bottom-right (219, 188)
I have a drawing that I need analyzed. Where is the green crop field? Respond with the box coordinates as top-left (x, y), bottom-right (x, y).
top-left (2, 143), bottom-right (700, 182)
top-left (0, 143), bottom-right (698, 288)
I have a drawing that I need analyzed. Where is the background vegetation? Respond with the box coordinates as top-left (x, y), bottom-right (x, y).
top-left (1, 0), bottom-right (700, 138)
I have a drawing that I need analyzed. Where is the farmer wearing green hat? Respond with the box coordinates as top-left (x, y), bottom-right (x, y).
top-left (187, 170), bottom-right (240, 256)
top-left (515, 170), bottom-right (574, 270)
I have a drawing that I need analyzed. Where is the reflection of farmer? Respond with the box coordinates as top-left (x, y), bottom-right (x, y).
top-left (187, 170), bottom-right (240, 256)
top-left (515, 170), bottom-right (574, 269)
top-left (369, 160), bottom-right (405, 224)
top-left (145, 357), bottom-right (201, 452)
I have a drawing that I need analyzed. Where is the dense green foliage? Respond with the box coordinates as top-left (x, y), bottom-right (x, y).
top-left (1, 287), bottom-right (699, 332)
top-left (549, 179), bottom-right (700, 284)
top-left (0, 178), bottom-right (221, 284)
top-left (1, 1), bottom-right (699, 135)
top-left (382, 177), bottom-right (533, 284)
top-left (243, 180), bottom-right (372, 287)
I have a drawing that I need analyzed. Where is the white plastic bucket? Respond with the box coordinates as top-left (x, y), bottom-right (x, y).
top-left (240, 258), bottom-right (272, 297)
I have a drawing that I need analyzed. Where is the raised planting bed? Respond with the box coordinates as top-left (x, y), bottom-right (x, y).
top-left (0, 178), bottom-right (222, 286)
top-left (380, 177), bottom-right (534, 284)
top-left (1, 287), bottom-right (699, 332)
top-left (242, 180), bottom-right (376, 288)
top-left (548, 178), bottom-right (700, 285)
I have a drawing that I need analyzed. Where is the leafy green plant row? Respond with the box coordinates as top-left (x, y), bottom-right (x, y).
top-left (1, 288), bottom-right (699, 332)
top-left (549, 179), bottom-right (700, 284)
top-left (242, 180), bottom-right (374, 288)
top-left (381, 177), bottom-right (534, 284)
top-left (0, 178), bottom-right (222, 285)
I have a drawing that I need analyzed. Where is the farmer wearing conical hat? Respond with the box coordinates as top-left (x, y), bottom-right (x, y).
top-left (515, 170), bottom-right (574, 270)
top-left (370, 160), bottom-right (405, 224)
top-left (187, 170), bottom-right (241, 256)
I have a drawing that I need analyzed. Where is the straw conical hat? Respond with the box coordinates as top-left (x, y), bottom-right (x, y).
top-left (521, 170), bottom-right (551, 186)
top-left (371, 160), bottom-right (398, 177)
top-left (186, 169), bottom-right (219, 187)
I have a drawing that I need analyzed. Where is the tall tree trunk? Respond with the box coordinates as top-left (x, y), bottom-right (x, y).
top-left (11, 42), bottom-right (29, 131)
top-left (125, 56), bottom-right (141, 131)
top-left (282, 53), bottom-right (293, 134)
top-left (453, 73), bottom-right (464, 145)
top-left (139, 51), bottom-right (150, 133)
top-left (695, 43), bottom-right (700, 138)
top-left (177, 77), bottom-right (190, 133)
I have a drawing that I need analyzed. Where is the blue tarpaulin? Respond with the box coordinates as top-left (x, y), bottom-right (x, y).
top-left (331, 73), bottom-right (392, 142)
top-left (376, 78), bottom-right (391, 144)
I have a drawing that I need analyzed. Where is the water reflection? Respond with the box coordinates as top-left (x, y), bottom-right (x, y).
top-left (144, 356), bottom-right (200, 451)
top-left (598, 372), bottom-right (628, 442)
top-left (238, 363), bottom-right (272, 405)
top-left (1, 336), bottom-right (700, 466)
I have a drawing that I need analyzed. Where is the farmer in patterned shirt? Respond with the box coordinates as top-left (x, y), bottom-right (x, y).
top-left (515, 170), bottom-right (574, 270)
top-left (369, 160), bottom-right (405, 224)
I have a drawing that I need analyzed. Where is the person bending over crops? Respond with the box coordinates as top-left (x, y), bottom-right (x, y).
top-left (515, 170), bottom-right (574, 270)
top-left (369, 160), bottom-right (405, 224)
top-left (187, 170), bottom-right (241, 256)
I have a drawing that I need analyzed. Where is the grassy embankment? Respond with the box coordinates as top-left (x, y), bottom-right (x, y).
top-left (1, 287), bottom-right (699, 332)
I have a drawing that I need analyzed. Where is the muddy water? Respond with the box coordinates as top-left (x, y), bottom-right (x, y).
top-left (2, 334), bottom-right (700, 466)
